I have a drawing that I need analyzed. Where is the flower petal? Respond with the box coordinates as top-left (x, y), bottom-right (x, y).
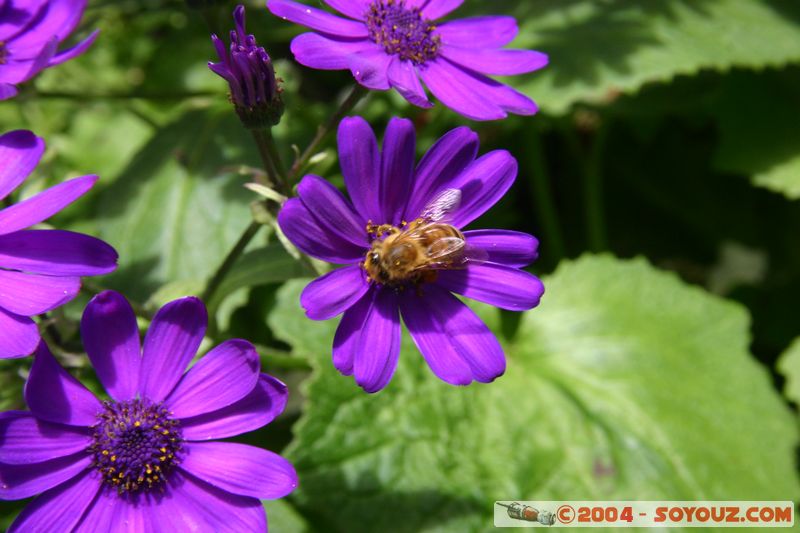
top-left (278, 198), bottom-right (366, 264)
top-left (0, 309), bottom-right (38, 359)
top-left (437, 16), bottom-right (518, 48)
top-left (47, 29), bottom-right (98, 66)
top-left (354, 288), bottom-right (400, 393)
top-left (0, 452), bottom-right (90, 500)
top-left (9, 470), bottom-right (101, 533)
top-left (403, 126), bottom-right (478, 221)
top-left (337, 116), bottom-right (382, 222)
top-left (422, 285), bottom-right (505, 382)
top-left (436, 263), bottom-right (545, 311)
top-left (301, 265), bottom-right (369, 320)
top-left (297, 174), bottom-right (366, 247)
top-left (348, 46), bottom-right (392, 90)
top-left (0, 270), bottom-right (79, 315)
top-left (9, 0), bottom-right (88, 50)
top-left (449, 150), bottom-right (517, 228)
top-left (0, 175), bottom-right (97, 235)
top-left (181, 442), bottom-right (297, 500)
top-left (81, 291), bottom-right (141, 402)
top-left (139, 297), bottom-right (207, 402)
top-left (289, 32), bottom-right (371, 70)
top-left (181, 374), bottom-right (288, 441)
top-left (268, 0), bottom-right (368, 37)
top-left (463, 229), bottom-right (539, 268)
top-left (441, 47), bottom-right (549, 76)
top-left (0, 83), bottom-right (19, 100)
top-left (0, 229), bottom-right (118, 276)
top-left (332, 287), bottom-right (373, 376)
top-left (71, 488), bottom-right (148, 533)
top-left (323, 0), bottom-right (370, 20)
top-left (417, 0), bottom-right (463, 20)
top-left (0, 411), bottom-right (90, 465)
top-left (387, 58), bottom-right (432, 110)
top-left (166, 339), bottom-right (260, 419)
top-left (0, 0), bottom-right (47, 41)
top-left (0, 130), bottom-right (44, 201)
top-left (379, 117), bottom-right (417, 224)
top-left (25, 342), bottom-right (101, 426)
top-left (399, 291), bottom-right (473, 385)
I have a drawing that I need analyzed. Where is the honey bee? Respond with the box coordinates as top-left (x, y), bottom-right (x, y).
top-left (363, 189), bottom-right (483, 285)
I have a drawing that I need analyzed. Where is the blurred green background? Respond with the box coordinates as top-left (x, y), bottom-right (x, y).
top-left (1, 0), bottom-right (799, 531)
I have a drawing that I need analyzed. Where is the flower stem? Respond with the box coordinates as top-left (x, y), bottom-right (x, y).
top-left (528, 127), bottom-right (566, 262)
top-left (200, 220), bottom-right (263, 305)
top-left (251, 127), bottom-right (287, 193)
top-left (582, 126), bottom-right (609, 252)
top-left (289, 84), bottom-right (368, 182)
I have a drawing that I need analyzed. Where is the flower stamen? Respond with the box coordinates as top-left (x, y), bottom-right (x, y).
top-left (365, 0), bottom-right (440, 65)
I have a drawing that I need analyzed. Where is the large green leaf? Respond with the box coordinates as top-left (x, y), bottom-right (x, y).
top-left (512, 0), bottom-right (800, 114)
top-left (269, 256), bottom-right (799, 532)
top-left (777, 337), bottom-right (800, 405)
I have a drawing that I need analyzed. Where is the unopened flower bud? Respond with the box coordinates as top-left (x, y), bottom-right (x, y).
top-left (209, 5), bottom-right (284, 128)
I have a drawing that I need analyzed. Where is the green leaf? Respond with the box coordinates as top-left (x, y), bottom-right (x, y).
top-left (512, 0), bottom-right (800, 114)
top-left (95, 108), bottom-right (261, 301)
top-left (263, 500), bottom-right (311, 533)
top-left (777, 337), bottom-right (800, 405)
top-left (270, 256), bottom-right (799, 532)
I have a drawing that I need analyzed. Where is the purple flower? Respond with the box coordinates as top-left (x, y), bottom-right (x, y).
top-left (0, 291), bottom-right (297, 531)
top-left (278, 117), bottom-right (544, 392)
top-left (0, 0), bottom-right (98, 100)
top-left (0, 130), bottom-right (117, 359)
top-left (266, 0), bottom-right (547, 121)
top-left (209, 5), bottom-right (284, 128)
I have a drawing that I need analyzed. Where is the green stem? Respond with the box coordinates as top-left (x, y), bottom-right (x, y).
top-left (583, 125), bottom-right (609, 252)
top-left (201, 221), bottom-right (263, 305)
top-left (251, 128), bottom-right (285, 192)
top-left (289, 84), bottom-right (368, 182)
top-left (528, 127), bottom-right (566, 262)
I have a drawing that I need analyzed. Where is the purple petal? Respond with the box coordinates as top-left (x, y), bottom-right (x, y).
top-left (0, 0), bottom-right (47, 41)
top-left (422, 59), bottom-right (538, 120)
top-left (301, 265), bottom-right (369, 320)
top-left (398, 291), bottom-right (473, 385)
top-left (0, 175), bottom-right (97, 235)
top-left (81, 291), bottom-right (141, 402)
top-left (337, 116), bottom-right (382, 222)
top-left (296, 174), bottom-right (367, 247)
top-left (47, 29), bottom-right (98, 66)
top-left (417, 0), bottom-right (463, 20)
top-left (0, 83), bottom-right (19, 100)
top-left (0, 309), bottom-right (38, 358)
top-left (463, 229), bottom-right (539, 268)
top-left (9, 0), bottom-right (87, 50)
top-left (139, 297), bottom-right (207, 402)
top-left (72, 488), bottom-right (151, 532)
top-left (437, 16), bottom-right (518, 48)
top-left (323, 0), bottom-right (370, 20)
top-left (166, 339), bottom-right (260, 419)
top-left (9, 470), bottom-right (101, 533)
top-left (181, 374), bottom-right (288, 441)
top-left (289, 32), bottom-right (371, 70)
top-left (348, 46), bottom-right (392, 90)
top-left (354, 288), bottom-right (400, 393)
top-left (441, 47), bottom-right (549, 76)
top-left (25, 342), bottom-right (101, 426)
top-left (436, 263), bottom-right (544, 311)
top-left (181, 442), bottom-right (297, 500)
top-left (379, 117), bottom-right (417, 224)
top-left (0, 229), bottom-right (118, 276)
top-left (0, 411), bottom-right (90, 465)
top-left (449, 150), bottom-right (517, 228)
top-left (387, 58), bottom-right (432, 110)
top-left (0, 38), bottom-right (56, 83)
top-left (420, 285), bottom-right (505, 382)
top-left (278, 198), bottom-right (366, 264)
top-left (0, 270), bottom-right (79, 316)
top-left (0, 130), bottom-right (44, 201)
top-left (268, 0), bottom-right (368, 37)
top-left (403, 126), bottom-right (478, 221)
top-left (0, 452), bottom-right (90, 500)
top-left (332, 287), bottom-right (373, 376)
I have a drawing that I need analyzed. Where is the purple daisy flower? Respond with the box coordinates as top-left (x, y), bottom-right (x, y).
top-left (266, 0), bottom-right (547, 121)
top-left (278, 117), bottom-right (544, 392)
top-left (0, 291), bottom-right (297, 531)
top-left (0, 130), bottom-right (117, 359)
top-left (0, 0), bottom-right (98, 100)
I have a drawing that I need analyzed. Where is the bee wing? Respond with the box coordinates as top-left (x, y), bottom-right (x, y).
top-left (411, 236), bottom-right (466, 271)
top-left (419, 188), bottom-right (462, 223)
